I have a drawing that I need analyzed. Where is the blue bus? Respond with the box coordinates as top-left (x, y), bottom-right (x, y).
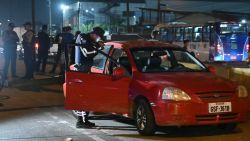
top-left (153, 22), bottom-right (249, 62)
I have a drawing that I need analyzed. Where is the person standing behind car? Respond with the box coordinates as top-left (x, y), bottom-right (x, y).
top-left (49, 27), bottom-right (65, 74)
top-left (60, 26), bottom-right (74, 74)
top-left (2, 23), bottom-right (19, 80)
top-left (74, 27), bottom-right (105, 128)
top-left (36, 25), bottom-right (50, 73)
top-left (22, 22), bottom-right (36, 79)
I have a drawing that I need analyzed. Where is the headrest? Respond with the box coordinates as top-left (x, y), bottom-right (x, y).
top-left (148, 56), bottom-right (162, 68)
top-left (118, 57), bottom-right (129, 67)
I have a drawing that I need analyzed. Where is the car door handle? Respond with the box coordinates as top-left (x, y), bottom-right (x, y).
top-left (69, 79), bottom-right (83, 84)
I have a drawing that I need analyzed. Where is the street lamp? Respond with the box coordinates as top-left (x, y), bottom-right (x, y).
top-left (60, 4), bottom-right (69, 26)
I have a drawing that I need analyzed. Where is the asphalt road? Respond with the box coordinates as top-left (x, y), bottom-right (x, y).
top-left (0, 106), bottom-right (250, 141)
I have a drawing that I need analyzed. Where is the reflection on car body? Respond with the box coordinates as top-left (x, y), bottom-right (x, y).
top-left (64, 40), bottom-right (250, 135)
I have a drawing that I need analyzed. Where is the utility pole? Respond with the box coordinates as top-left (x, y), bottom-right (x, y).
top-left (32, 0), bottom-right (36, 33)
top-left (126, 0), bottom-right (130, 32)
top-left (157, 0), bottom-right (160, 24)
top-left (78, 2), bottom-right (81, 31)
top-left (48, 0), bottom-right (52, 35)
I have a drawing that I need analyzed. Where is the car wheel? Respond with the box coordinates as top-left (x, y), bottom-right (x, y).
top-left (135, 99), bottom-right (156, 135)
top-left (217, 123), bottom-right (237, 132)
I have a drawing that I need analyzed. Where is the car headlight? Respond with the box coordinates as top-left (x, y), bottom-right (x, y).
top-left (237, 85), bottom-right (248, 98)
top-left (162, 87), bottom-right (191, 101)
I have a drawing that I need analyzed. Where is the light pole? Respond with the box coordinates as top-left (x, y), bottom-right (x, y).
top-left (48, 0), bottom-right (52, 35)
top-left (60, 4), bottom-right (69, 27)
top-left (78, 2), bottom-right (81, 31)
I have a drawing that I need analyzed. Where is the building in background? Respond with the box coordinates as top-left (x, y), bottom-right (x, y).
top-left (64, 0), bottom-right (145, 34)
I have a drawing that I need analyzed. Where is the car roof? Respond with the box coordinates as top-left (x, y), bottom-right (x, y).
top-left (105, 40), bottom-right (181, 50)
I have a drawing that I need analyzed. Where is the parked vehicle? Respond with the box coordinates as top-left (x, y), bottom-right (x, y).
top-left (153, 21), bottom-right (249, 62)
top-left (64, 40), bottom-right (249, 135)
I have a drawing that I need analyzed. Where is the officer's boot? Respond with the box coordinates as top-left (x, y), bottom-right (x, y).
top-left (76, 116), bottom-right (84, 128)
top-left (83, 112), bottom-right (95, 127)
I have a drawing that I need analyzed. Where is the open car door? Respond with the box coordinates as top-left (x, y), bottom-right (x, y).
top-left (64, 45), bottom-right (130, 114)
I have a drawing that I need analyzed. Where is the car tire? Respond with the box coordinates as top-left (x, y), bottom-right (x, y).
top-left (135, 99), bottom-right (156, 136)
top-left (217, 123), bottom-right (237, 132)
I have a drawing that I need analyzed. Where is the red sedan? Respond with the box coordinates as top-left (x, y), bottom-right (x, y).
top-left (64, 40), bottom-right (249, 135)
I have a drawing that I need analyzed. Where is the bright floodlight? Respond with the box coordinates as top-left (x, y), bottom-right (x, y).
top-left (61, 4), bottom-right (69, 13)
top-left (91, 8), bottom-right (94, 11)
top-left (85, 9), bottom-right (89, 13)
top-left (241, 19), bottom-right (247, 24)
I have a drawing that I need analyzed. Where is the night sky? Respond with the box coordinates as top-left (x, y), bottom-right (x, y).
top-left (0, 0), bottom-right (76, 28)
top-left (0, 0), bottom-right (249, 28)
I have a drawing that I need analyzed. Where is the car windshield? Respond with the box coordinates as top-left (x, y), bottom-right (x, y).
top-left (131, 47), bottom-right (207, 73)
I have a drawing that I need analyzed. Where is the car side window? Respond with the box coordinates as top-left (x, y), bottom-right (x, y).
top-left (106, 49), bottom-right (132, 76)
top-left (70, 45), bottom-right (111, 74)
top-left (92, 45), bottom-right (111, 70)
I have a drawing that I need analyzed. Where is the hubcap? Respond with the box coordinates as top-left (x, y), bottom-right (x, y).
top-left (136, 105), bottom-right (147, 130)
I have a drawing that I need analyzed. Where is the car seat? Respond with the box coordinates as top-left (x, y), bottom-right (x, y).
top-left (117, 56), bottom-right (132, 75)
top-left (146, 56), bottom-right (165, 72)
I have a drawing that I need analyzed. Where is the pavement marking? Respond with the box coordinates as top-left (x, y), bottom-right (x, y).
top-left (88, 135), bottom-right (107, 141)
top-left (46, 111), bottom-right (109, 141)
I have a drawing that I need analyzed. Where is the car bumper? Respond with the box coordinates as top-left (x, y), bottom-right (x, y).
top-left (152, 99), bottom-right (250, 126)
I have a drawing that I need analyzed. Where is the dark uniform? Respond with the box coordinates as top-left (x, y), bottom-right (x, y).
top-left (75, 27), bottom-right (105, 128)
top-left (2, 23), bottom-right (19, 79)
top-left (61, 27), bottom-right (74, 72)
top-left (50, 31), bottom-right (64, 74)
top-left (36, 25), bottom-right (50, 72)
top-left (22, 22), bottom-right (36, 79)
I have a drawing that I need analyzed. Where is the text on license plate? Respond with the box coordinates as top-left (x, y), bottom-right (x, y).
top-left (208, 102), bottom-right (232, 113)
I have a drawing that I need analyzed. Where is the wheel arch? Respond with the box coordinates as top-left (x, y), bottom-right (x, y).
top-left (131, 95), bottom-right (155, 120)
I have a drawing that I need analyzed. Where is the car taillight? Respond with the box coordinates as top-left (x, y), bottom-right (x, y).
top-left (35, 43), bottom-right (39, 48)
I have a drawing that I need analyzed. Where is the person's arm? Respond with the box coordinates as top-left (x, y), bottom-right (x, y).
top-left (75, 34), bottom-right (82, 65)
top-left (2, 31), bottom-right (8, 43)
top-left (14, 32), bottom-right (19, 43)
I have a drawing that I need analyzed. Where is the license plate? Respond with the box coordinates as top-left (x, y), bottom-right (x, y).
top-left (230, 56), bottom-right (236, 60)
top-left (208, 102), bottom-right (232, 113)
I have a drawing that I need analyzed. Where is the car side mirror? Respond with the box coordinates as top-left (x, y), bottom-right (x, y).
top-left (112, 67), bottom-right (126, 80)
top-left (208, 66), bottom-right (216, 74)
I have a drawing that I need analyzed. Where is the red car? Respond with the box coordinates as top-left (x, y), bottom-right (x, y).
top-left (64, 40), bottom-right (249, 135)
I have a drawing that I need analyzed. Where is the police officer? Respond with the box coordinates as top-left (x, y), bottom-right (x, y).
top-left (2, 23), bottom-right (19, 80)
top-left (61, 26), bottom-right (74, 74)
top-left (75, 27), bottom-right (105, 128)
top-left (22, 22), bottom-right (35, 79)
top-left (49, 27), bottom-right (65, 74)
top-left (36, 25), bottom-right (50, 73)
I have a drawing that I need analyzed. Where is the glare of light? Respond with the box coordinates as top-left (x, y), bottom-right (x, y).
top-left (91, 8), bottom-right (94, 11)
top-left (133, 16), bottom-right (136, 18)
top-left (241, 19), bottom-right (246, 23)
top-left (0, 23), bottom-right (2, 26)
top-left (7, 19), bottom-right (10, 22)
top-left (35, 43), bottom-right (39, 48)
top-left (85, 9), bottom-right (89, 13)
top-left (60, 4), bottom-right (69, 13)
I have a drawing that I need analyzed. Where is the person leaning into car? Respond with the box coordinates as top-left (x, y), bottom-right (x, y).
top-left (74, 27), bottom-right (105, 128)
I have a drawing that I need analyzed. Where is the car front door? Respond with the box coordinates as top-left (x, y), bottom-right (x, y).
top-left (64, 46), bottom-right (130, 114)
